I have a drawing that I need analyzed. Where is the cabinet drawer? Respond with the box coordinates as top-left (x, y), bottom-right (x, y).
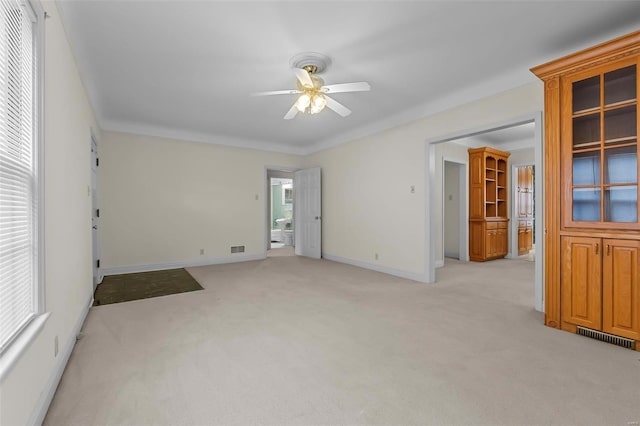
top-left (486, 222), bottom-right (498, 229)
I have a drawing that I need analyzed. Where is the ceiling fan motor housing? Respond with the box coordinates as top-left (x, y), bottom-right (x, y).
top-left (289, 52), bottom-right (331, 74)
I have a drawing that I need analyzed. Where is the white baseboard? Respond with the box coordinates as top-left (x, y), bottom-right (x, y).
top-left (102, 253), bottom-right (265, 276)
top-left (29, 295), bottom-right (93, 426)
top-left (323, 254), bottom-right (428, 283)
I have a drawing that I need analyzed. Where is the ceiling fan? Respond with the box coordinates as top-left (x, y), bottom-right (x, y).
top-left (251, 52), bottom-right (371, 120)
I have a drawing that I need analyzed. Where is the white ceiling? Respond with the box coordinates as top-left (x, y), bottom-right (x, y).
top-left (57, 1), bottom-right (640, 155)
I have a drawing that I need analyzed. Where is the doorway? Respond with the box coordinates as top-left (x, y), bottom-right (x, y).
top-left (266, 169), bottom-right (295, 256)
top-left (426, 113), bottom-right (544, 312)
top-left (270, 177), bottom-right (294, 250)
top-left (443, 160), bottom-right (467, 261)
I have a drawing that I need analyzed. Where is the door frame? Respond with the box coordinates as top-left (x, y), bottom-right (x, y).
top-left (264, 166), bottom-right (298, 255)
top-left (90, 129), bottom-right (102, 288)
top-left (425, 111), bottom-right (544, 312)
top-left (442, 158), bottom-right (469, 262)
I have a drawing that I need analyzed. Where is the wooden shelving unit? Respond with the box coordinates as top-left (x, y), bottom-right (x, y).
top-left (468, 146), bottom-right (510, 261)
top-left (532, 30), bottom-right (640, 350)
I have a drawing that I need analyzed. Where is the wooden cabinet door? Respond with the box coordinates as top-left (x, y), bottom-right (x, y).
top-left (525, 227), bottom-right (533, 252)
top-left (518, 227), bottom-right (527, 255)
top-left (496, 228), bottom-right (508, 256)
top-left (485, 229), bottom-right (497, 258)
top-left (561, 236), bottom-right (602, 330)
top-left (603, 239), bottom-right (640, 340)
top-left (469, 222), bottom-right (485, 261)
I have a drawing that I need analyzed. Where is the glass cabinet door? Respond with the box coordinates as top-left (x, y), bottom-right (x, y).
top-left (567, 60), bottom-right (639, 228)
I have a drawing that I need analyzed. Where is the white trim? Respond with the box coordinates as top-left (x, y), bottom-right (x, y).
top-left (32, 0), bottom-right (46, 315)
top-left (323, 254), bottom-right (429, 283)
top-left (101, 119), bottom-right (309, 156)
top-left (435, 259), bottom-right (444, 268)
top-left (0, 312), bottom-right (50, 382)
top-left (101, 253), bottom-right (265, 276)
top-left (28, 296), bottom-right (93, 426)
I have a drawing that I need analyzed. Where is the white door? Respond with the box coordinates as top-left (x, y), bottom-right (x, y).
top-left (294, 167), bottom-right (321, 259)
top-left (91, 137), bottom-right (101, 288)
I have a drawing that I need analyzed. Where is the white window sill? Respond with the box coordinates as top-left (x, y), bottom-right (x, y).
top-left (0, 312), bottom-right (50, 382)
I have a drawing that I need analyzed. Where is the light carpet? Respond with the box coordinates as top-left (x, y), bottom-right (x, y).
top-left (44, 257), bottom-right (640, 425)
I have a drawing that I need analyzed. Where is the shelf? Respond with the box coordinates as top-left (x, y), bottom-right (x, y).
top-left (573, 141), bottom-right (601, 149)
top-left (573, 106), bottom-right (600, 117)
top-left (604, 136), bottom-right (636, 145)
top-left (485, 201), bottom-right (496, 205)
top-left (574, 100), bottom-right (638, 116)
top-left (604, 98), bottom-right (636, 110)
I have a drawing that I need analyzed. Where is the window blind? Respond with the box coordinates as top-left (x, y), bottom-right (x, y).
top-left (0, 0), bottom-right (37, 353)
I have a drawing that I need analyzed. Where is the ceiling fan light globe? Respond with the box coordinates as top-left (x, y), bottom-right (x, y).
top-left (295, 94), bottom-right (311, 112)
top-left (312, 93), bottom-right (327, 109)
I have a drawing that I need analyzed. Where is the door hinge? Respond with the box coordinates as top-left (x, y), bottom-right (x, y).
top-left (96, 208), bottom-right (100, 218)
top-left (96, 259), bottom-right (100, 268)
top-left (96, 158), bottom-right (99, 167)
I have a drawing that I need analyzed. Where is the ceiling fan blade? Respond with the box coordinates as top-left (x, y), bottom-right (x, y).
top-left (322, 82), bottom-right (371, 94)
top-left (325, 96), bottom-right (352, 117)
top-left (293, 67), bottom-right (314, 88)
top-left (251, 89), bottom-right (301, 97)
top-left (284, 104), bottom-right (298, 120)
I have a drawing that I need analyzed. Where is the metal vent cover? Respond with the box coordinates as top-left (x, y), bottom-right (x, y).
top-left (230, 245), bottom-right (245, 254)
top-left (577, 326), bottom-right (635, 350)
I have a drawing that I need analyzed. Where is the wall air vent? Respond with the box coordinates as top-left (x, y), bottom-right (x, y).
top-left (577, 326), bottom-right (635, 350)
top-left (230, 245), bottom-right (245, 254)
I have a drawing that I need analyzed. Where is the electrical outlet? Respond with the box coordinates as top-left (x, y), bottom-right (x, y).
top-left (375, 253), bottom-right (379, 260)
top-left (200, 249), bottom-right (204, 255)
top-left (54, 336), bottom-right (58, 357)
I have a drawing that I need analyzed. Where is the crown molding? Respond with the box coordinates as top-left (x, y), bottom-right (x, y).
top-left (100, 119), bottom-right (308, 156)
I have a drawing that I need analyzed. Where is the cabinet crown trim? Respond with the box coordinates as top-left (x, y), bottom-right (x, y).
top-left (531, 30), bottom-right (640, 79)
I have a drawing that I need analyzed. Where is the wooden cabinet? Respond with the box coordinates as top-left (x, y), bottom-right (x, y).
top-left (561, 236), bottom-right (603, 330)
top-left (517, 166), bottom-right (534, 255)
top-left (532, 31), bottom-right (640, 349)
top-left (603, 239), bottom-right (640, 340)
top-left (468, 147), bottom-right (510, 261)
top-left (562, 237), bottom-right (639, 341)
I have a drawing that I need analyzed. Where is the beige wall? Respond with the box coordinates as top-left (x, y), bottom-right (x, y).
top-left (307, 82), bottom-right (543, 278)
top-left (444, 161), bottom-right (461, 259)
top-left (434, 142), bottom-right (470, 265)
top-left (0, 2), bottom-right (100, 425)
top-left (99, 132), bottom-right (303, 271)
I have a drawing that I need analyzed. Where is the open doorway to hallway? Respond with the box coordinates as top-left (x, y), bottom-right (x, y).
top-left (429, 116), bottom-right (543, 312)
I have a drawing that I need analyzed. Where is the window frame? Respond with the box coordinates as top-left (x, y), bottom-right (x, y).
top-left (0, 0), bottom-right (46, 365)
